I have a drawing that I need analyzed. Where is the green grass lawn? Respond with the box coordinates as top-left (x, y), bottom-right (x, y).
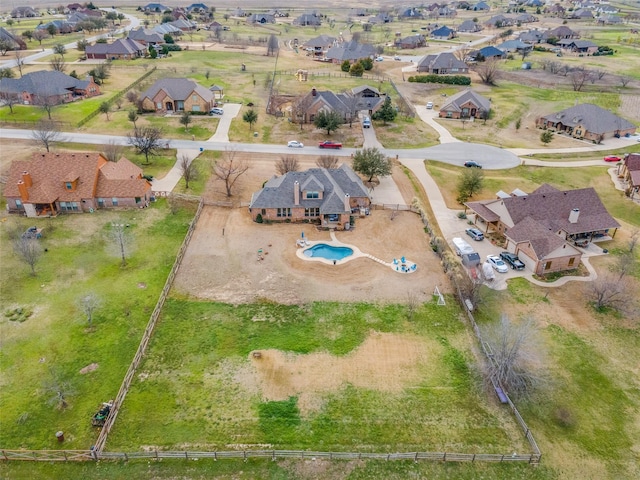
top-left (0, 201), bottom-right (196, 450)
top-left (106, 299), bottom-right (527, 453)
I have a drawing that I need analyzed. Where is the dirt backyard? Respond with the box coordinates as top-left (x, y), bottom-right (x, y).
top-left (172, 205), bottom-right (449, 305)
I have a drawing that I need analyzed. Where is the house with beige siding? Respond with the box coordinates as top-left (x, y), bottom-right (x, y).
top-left (140, 78), bottom-right (215, 113)
top-left (465, 184), bottom-right (620, 275)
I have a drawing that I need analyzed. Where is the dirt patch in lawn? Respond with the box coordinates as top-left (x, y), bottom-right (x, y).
top-left (245, 332), bottom-right (434, 414)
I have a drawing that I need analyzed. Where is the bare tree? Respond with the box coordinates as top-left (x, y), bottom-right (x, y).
top-left (484, 315), bottom-right (545, 399)
top-left (570, 67), bottom-right (590, 92)
top-left (109, 222), bottom-right (130, 267)
top-left (276, 155), bottom-right (299, 175)
top-left (454, 45), bottom-right (471, 62)
top-left (475, 58), bottom-right (500, 85)
top-left (316, 155), bottom-right (340, 169)
top-left (31, 121), bottom-right (62, 152)
top-left (125, 90), bottom-right (139, 105)
top-left (3, 92), bottom-right (20, 113)
top-left (585, 273), bottom-right (632, 312)
top-left (179, 153), bottom-right (198, 189)
top-left (627, 230), bottom-right (640, 254)
top-left (266, 33), bottom-right (279, 56)
top-left (405, 290), bottom-right (420, 320)
top-left (49, 55), bottom-right (66, 72)
top-left (212, 147), bottom-right (249, 197)
top-left (102, 139), bottom-right (123, 162)
top-left (13, 237), bottom-right (43, 276)
top-left (43, 369), bottom-right (74, 410)
top-left (128, 109), bottom-right (138, 128)
top-left (127, 126), bottom-right (163, 165)
top-left (79, 293), bottom-right (101, 327)
top-left (291, 93), bottom-right (314, 130)
top-left (340, 91), bottom-right (360, 127)
top-left (619, 76), bottom-right (631, 87)
top-left (14, 49), bottom-right (25, 77)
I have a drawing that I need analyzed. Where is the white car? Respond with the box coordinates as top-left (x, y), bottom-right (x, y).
top-left (393, 55), bottom-right (401, 61)
top-left (375, 56), bottom-right (384, 62)
top-left (287, 140), bottom-right (304, 148)
top-left (426, 102), bottom-right (434, 109)
top-left (487, 255), bottom-right (509, 273)
top-left (209, 107), bottom-right (224, 115)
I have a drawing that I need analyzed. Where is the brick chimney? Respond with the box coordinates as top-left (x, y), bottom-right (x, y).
top-left (17, 181), bottom-right (29, 201)
top-left (294, 181), bottom-right (300, 205)
top-left (568, 208), bottom-right (580, 224)
top-left (344, 193), bottom-right (350, 211)
top-left (21, 171), bottom-right (32, 187)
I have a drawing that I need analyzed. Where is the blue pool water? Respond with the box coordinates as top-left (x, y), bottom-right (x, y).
top-left (304, 244), bottom-right (353, 261)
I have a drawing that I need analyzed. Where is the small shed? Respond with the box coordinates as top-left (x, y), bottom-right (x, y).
top-left (209, 85), bottom-right (224, 100)
top-left (295, 69), bottom-right (308, 82)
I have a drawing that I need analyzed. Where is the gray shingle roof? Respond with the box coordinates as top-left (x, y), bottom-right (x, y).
top-left (249, 164), bottom-right (369, 213)
top-left (128, 27), bottom-right (164, 44)
top-left (326, 41), bottom-right (376, 62)
top-left (541, 104), bottom-right (636, 135)
top-left (440, 89), bottom-right (491, 113)
top-left (417, 52), bottom-right (467, 71)
top-left (0, 70), bottom-right (89, 97)
top-left (86, 39), bottom-right (145, 56)
top-left (303, 35), bottom-right (336, 48)
top-left (140, 78), bottom-right (214, 103)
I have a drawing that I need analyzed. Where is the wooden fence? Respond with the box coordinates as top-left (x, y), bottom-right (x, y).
top-left (0, 448), bottom-right (540, 464)
top-left (92, 197), bottom-right (205, 453)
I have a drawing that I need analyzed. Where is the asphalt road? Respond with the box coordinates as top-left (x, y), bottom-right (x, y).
top-left (0, 9), bottom-right (140, 70)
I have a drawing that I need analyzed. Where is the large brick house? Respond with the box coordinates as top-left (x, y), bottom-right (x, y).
top-left (438, 89), bottom-right (491, 119)
top-left (140, 78), bottom-right (215, 113)
top-left (465, 184), bottom-right (620, 275)
top-left (4, 153), bottom-right (152, 217)
top-left (291, 86), bottom-right (385, 124)
top-left (536, 104), bottom-right (636, 142)
top-left (249, 164), bottom-right (370, 229)
top-left (0, 70), bottom-right (100, 106)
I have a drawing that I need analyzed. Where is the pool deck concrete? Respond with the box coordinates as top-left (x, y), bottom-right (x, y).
top-left (295, 231), bottom-right (417, 273)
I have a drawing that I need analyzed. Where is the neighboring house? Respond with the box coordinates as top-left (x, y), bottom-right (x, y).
top-left (465, 184), bottom-right (620, 275)
top-left (621, 153), bottom-right (640, 200)
top-left (0, 70), bottom-right (100, 105)
top-left (536, 104), bottom-right (637, 142)
top-left (0, 27), bottom-right (27, 51)
top-left (293, 86), bottom-right (384, 124)
top-left (143, 3), bottom-right (168, 12)
top-left (437, 7), bottom-right (457, 18)
top-left (398, 7), bottom-right (424, 19)
top-left (248, 13), bottom-right (275, 24)
top-left (557, 39), bottom-right (598, 54)
top-left (140, 78), bottom-right (215, 113)
top-left (303, 34), bottom-right (337, 57)
top-left (496, 40), bottom-right (533, 53)
top-left (544, 4), bottom-right (566, 17)
top-left (325, 40), bottom-right (376, 64)
top-left (395, 34), bottom-right (427, 49)
top-left (542, 26), bottom-right (579, 41)
top-left (37, 20), bottom-right (74, 35)
top-left (430, 26), bottom-right (456, 40)
top-left (473, 2), bottom-right (490, 11)
top-left (515, 13), bottom-right (538, 24)
top-left (368, 12), bottom-right (393, 24)
top-left (248, 164), bottom-right (371, 229)
top-left (153, 23), bottom-right (182, 36)
top-left (170, 18), bottom-right (197, 31)
top-left (11, 6), bottom-right (38, 18)
top-left (416, 52), bottom-right (469, 74)
top-left (571, 8), bottom-right (594, 20)
top-left (128, 27), bottom-right (165, 45)
top-left (187, 3), bottom-right (208, 13)
top-left (598, 15), bottom-right (623, 25)
top-left (457, 20), bottom-right (483, 33)
top-left (474, 45), bottom-right (506, 60)
top-left (4, 152), bottom-right (152, 217)
top-left (293, 13), bottom-right (322, 26)
top-left (85, 38), bottom-right (146, 60)
top-left (485, 15), bottom-right (515, 28)
top-left (438, 88), bottom-right (490, 119)
top-left (518, 30), bottom-right (544, 44)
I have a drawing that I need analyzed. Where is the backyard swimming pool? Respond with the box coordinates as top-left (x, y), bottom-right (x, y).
top-left (303, 244), bottom-right (354, 261)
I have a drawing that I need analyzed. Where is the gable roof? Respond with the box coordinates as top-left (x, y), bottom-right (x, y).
top-left (431, 26), bottom-right (454, 37)
top-left (458, 20), bottom-right (482, 32)
top-left (506, 215), bottom-right (569, 259)
top-left (249, 164), bottom-right (369, 213)
top-left (440, 89), bottom-right (491, 113)
top-left (540, 104), bottom-right (636, 135)
top-left (326, 41), bottom-right (376, 61)
top-left (478, 45), bottom-right (505, 58)
top-left (417, 52), bottom-right (467, 71)
top-left (0, 70), bottom-right (91, 97)
top-left (304, 35), bottom-right (336, 48)
top-left (128, 27), bottom-right (164, 44)
top-left (85, 38), bottom-right (145, 56)
top-left (140, 78), bottom-right (214, 103)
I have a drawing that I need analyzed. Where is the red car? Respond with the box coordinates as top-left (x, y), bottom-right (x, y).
top-left (604, 155), bottom-right (621, 162)
top-left (318, 141), bottom-right (342, 149)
